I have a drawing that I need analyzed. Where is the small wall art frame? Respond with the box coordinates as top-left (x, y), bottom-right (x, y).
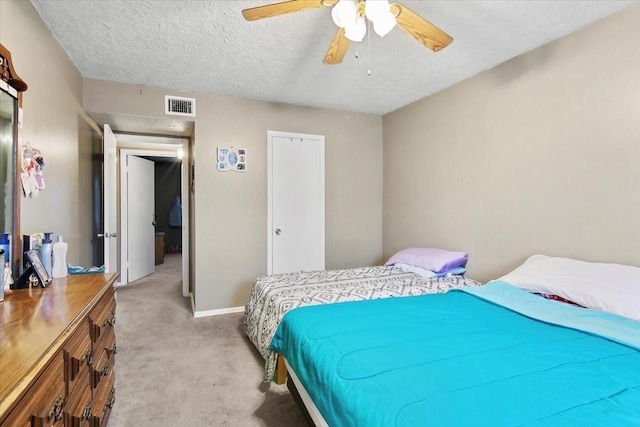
top-left (217, 147), bottom-right (246, 172)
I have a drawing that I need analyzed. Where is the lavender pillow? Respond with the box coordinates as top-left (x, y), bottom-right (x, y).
top-left (385, 248), bottom-right (468, 273)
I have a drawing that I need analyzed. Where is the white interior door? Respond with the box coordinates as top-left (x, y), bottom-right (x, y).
top-left (126, 155), bottom-right (155, 282)
top-left (102, 124), bottom-right (117, 273)
top-left (268, 131), bottom-right (325, 275)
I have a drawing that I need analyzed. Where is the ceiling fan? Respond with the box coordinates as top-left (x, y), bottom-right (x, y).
top-left (242, 0), bottom-right (453, 65)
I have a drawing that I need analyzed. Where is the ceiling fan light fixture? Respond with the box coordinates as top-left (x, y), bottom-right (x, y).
top-left (242, 0), bottom-right (454, 66)
top-left (331, 0), bottom-right (358, 28)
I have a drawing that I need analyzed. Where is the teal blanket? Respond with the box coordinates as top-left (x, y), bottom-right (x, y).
top-left (270, 282), bottom-right (640, 426)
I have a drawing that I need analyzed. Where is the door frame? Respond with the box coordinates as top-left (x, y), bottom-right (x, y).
top-left (116, 136), bottom-right (190, 297)
top-left (103, 124), bottom-right (118, 276)
top-left (267, 130), bottom-right (325, 275)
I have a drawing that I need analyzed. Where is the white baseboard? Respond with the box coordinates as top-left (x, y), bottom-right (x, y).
top-left (193, 305), bottom-right (244, 318)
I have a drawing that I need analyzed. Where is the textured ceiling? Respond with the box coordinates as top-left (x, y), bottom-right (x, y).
top-left (31, 0), bottom-right (637, 115)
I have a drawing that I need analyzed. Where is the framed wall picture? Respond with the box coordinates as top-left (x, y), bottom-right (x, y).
top-left (217, 147), bottom-right (247, 172)
top-left (24, 249), bottom-right (52, 287)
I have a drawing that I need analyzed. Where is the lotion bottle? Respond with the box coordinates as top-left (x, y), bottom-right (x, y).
top-left (52, 235), bottom-right (68, 278)
top-left (40, 232), bottom-right (54, 276)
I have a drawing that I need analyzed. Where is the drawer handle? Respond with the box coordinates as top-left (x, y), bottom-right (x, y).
top-left (104, 309), bottom-right (116, 327)
top-left (111, 343), bottom-right (118, 355)
top-left (82, 348), bottom-right (93, 366)
top-left (82, 402), bottom-right (92, 420)
top-left (105, 386), bottom-right (116, 410)
top-left (48, 395), bottom-right (65, 421)
top-left (101, 362), bottom-right (110, 377)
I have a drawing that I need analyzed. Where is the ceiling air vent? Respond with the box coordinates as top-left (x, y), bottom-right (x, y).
top-left (165, 95), bottom-right (196, 117)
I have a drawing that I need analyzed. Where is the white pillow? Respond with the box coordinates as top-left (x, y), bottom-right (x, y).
top-left (497, 254), bottom-right (640, 320)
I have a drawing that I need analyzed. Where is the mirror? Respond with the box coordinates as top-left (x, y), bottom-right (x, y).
top-left (0, 91), bottom-right (15, 269)
top-left (0, 44), bottom-right (28, 279)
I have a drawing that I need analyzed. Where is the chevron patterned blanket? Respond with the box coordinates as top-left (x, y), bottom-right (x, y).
top-left (243, 266), bottom-right (480, 381)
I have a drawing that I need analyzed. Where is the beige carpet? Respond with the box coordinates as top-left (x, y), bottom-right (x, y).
top-left (108, 253), bottom-right (307, 426)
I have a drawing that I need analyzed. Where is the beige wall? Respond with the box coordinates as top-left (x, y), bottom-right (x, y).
top-left (383, 5), bottom-right (640, 282)
top-left (84, 80), bottom-right (383, 311)
top-left (0, 0), bottom-right (96, 267)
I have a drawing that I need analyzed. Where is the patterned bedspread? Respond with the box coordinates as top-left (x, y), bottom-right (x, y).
top-left (243, 265), bottom-right (480, 381)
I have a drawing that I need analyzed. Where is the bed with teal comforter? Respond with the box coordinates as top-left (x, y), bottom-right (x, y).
top-left (270, 282), bottom-right (640, 426)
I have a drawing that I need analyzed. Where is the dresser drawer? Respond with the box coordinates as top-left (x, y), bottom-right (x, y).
top-left (63, 320), bottom-right (92, 395)
top-left (94, 323), bottom-right (116, 360)
top-left (89, 290), bottom-right (116, 345)
top-left (2, 355), bottom-right (65, 427)
top-left (91, 373), bottom-right (115, 427)
top-left (63, 374), bottom-right (92, 427)
top-left (91, 346), bottom-right (114, 392)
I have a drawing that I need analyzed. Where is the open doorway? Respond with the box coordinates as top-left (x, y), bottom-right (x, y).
top-left (116, 135), bottom-right (189, 298)
top-left (88, 114), bottom-right (193, 312)
top-left (120, 151), bottom-right (181, 285)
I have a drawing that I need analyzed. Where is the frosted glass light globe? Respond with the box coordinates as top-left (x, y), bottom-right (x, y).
top-left (365, 0), bottom-right (396, 37)
top-left (345, 14), bottom-right (366, 41)
top-left (332, 0), bottom-right (358, 28)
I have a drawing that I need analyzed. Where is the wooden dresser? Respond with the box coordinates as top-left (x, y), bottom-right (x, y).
top-left (0, 273), bottom-right (118, 427)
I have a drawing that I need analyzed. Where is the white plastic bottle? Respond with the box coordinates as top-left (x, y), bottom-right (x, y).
top-left (52, 235), bottom-right (68, 278)
top-left (40, 232), bottom-right (54, 276)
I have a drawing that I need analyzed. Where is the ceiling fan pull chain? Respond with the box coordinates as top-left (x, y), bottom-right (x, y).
top-left (367, 18), bottom-right (372, 76)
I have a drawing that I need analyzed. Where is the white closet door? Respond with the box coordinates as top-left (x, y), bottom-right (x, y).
top-left (268, 131), bottom-right (325, 275)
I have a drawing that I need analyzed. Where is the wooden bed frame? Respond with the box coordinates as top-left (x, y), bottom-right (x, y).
top-left (275, 354), bottom-right (287, 384)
